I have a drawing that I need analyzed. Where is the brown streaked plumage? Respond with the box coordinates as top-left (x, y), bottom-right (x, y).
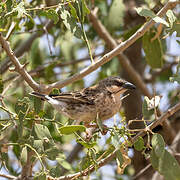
top-left (30, 77), bottom-right (136, 127)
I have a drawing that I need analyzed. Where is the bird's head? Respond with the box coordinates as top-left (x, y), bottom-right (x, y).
top-left (99, 76), bottom-right (136, 94)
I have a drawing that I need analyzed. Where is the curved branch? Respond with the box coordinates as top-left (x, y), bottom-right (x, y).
top-left (45, 0), bottom-right (179, 92)
top-left (51, 102), bottom-right (180, 180)
top-left (89, 9), bottom-right (151, 98)
top-left (0, 1), bottom-right (179, 94)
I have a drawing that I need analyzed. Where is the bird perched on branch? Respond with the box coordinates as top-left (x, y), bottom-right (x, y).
top-left (30, 77), bottom-right (136, 128)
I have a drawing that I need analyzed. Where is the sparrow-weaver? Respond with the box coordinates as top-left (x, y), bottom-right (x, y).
top-left (30, 77), bottom-right (136, 127)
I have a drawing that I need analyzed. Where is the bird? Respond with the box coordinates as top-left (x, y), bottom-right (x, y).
top-left (30, 77), bottom-right (136, 128)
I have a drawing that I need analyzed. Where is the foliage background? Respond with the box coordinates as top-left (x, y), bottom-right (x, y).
top-left (0, 0), bottom-right (180, 180)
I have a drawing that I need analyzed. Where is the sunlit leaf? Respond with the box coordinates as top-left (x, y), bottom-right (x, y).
top-left (151, 133), bottom-right (165, 157)
top-left (135, 7), bottom-right (169, 27)
top-left (33, 124), bottom-right (53, 142)
top-left (59, 125), bottom-right (86, 135)
top-left (111, 131), bottom-right (120, 149)
top-left (45, 146), bottom-right (60, 160)
top-left (15, 97), bottom-right (30, 114)
top-left (143, 31), bottom-right (164, 69)
top-left (108, 0), bottom-right (125, 29)
top-left (68, 3), bottom-right (78, 19)
top-left (142, 96), bottom-right (154, 118)
top-left (159, 150), bottom-right (180, 180)
top-left (135, 7), bottom-right (155, 18)
top-left (116, 149), bottom-right (124, 167)
top-left (76, 139), bottom-right (96, 148)
top-left (34, 172), bottom-right (46, 180)
top-left (49, 166), bottom-right (61, 178)
top-left (20, 147), bottom-right (27, 165)
top-left (40, 9), bottom-right (59, 24)
top-left (167, 22), bottom-right (180, 37)
top-left (57, 158), bottom-right (72, 170)
top-left (153, 16), bottom-right (169, 27)
top-left (82, 0), bottom-right (90, 20)
top-left (150, 148), bottom-right (159, 170)
top-left (150, 148), bottom-right (180, 180)
top-left (166, 10), bottom-right (176, 27)
top-left (33, 140), bottom-right (44, 154)
top-left (134, 136), bottom-right (144, 151)
top-left (60, 7), bottom-right (82, 39)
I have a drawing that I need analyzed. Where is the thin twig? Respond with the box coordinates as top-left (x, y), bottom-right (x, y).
top-left (26, 1), bottom-right (71, 11)
top-left (132, 164), bottom-right (152, 180)
top-left (47, 102), bottom-right (180, 180)
top-left (0, 1), bottom-right (179, 94)
top-left (0, 173), bottom-right (17, 180)
top-left (44, 1), bottom-right (180, 92)
top-left (3, 52), bottom-right (104, 84)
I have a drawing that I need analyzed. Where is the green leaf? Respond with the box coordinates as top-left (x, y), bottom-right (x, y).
top-left (56, 31), bottom-right (74, 61)
top-left (68, 3), bottom-right (78, 19)
top-left (150, 149), bottom-right (159, 170)
top-left (41, 9), bottom-right (59, 24)
top-left (111, 131), bottom-right (120, 149)
top-left (57, 158), bottom-right (72, 170)
top-left (6, 0), bottom-right (13, 12)
top-left (108, 0), bottom-right (125, 30)
top-left (116, 149), bottom-right (124, 167)
top-left (49, 166), bottom-right (61, 178)
top-left (33, 96), bottom-right (43, 115)
top-left (143, 31), bottom-right (164, 69)
top-left (15, 97), bottom-right (30, 114)
top-left (167, 22), bottom-right (180, 37)
top-left (30, 39), bottom-right (43, 69)
top-left (159, 150), bottom-right (180, 180)
top-left (33, 124), bottom-right (53, 142)
top-left (135, 7), bottom-right (155, 18)
top-left (33, 140), bottom-right (44, 154)
top-left (59, 125), bottom-right (86, 135)
top-left (150, 149), bottom-right (180, 180)
top-left (82, 0), bottom-right (90, 17)
top-left (34, 172), bottom-right (46, 180)
top-left (51, 88), bottom-right (60, 95)
top-left (166, 10), bottom-right (176, 28)
top-left (60, 7), bottom-right (82, 39)
top-left (153, 16), bottom-right (169, 27)
top-left (79, 156), bottom-right (92, 170)
top-left (142, 96), bottom-right (154, 119)
top-left (135, 7), bottom-right (169, 27)
top-left (45, 146), bottom-right (60, 160)
top-left (134, 136), bottom-right (144, 151)
top-left (15, 2), bottom-right (26, 18)
top-left (76, 139), bottom-right (96, 148)
top-left (151, 133), bottom-right (165, 157)
top-left (20, 147), bottom-right (27, 165)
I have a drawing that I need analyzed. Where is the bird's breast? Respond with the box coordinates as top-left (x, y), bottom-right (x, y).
top-left (95, 93), bottom-right (122, 121)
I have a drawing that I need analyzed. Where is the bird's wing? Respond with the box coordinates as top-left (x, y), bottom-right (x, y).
top-left (49, 89), bottom-right (95, 105)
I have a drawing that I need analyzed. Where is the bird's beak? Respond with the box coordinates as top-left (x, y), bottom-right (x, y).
top-left (122, 82), bottom-right (136, 90)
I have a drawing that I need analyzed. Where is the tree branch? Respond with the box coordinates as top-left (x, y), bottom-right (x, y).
top-left (89, 9), bottom-right (151, 98)
top-left (0, 173), bottom-right (17, 180)
top-left (0, 33), bottom-right (42, 92)
top-left (0, 19), bottom-right (54, 74)
top-left (0, 1), bottom-right (178, 94)
top-left (49, 102), bottom-right (180, 180)
top-left (44, 0), bottom-right (180, 92)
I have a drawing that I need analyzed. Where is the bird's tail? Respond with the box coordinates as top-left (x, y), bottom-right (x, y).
top-left (30, 92), bottom-right (49, 101)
